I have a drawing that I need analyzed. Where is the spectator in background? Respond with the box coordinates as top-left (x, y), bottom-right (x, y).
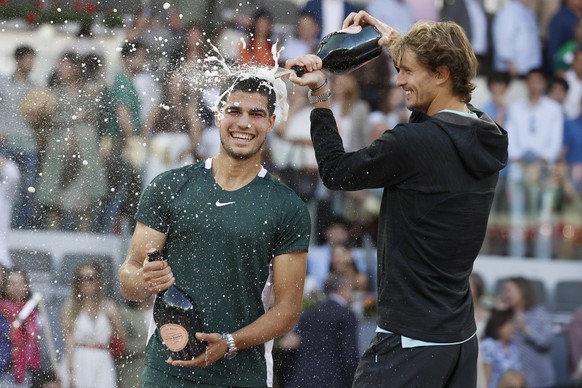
top-left (329, 244), bottom-right (369, 293)
top-left (0, 45), bottom-right (38, 229)
top-left (300, 0), bottom-right (359, 39)
top-left (167, 21), bottom-right (209, 73)
top-left (482, 72), bottom-right (512, 129)
top-left (37, 52), bottom-right (107, 232)
top-left (367, 86), bottom-right (410, 142)
top-left (307, 217), bottom-right (367, 291)
top-left (561, 97), bottom-right (582, 258)
top-left (480, 308), bottom-right (522, 388)
top-left (568, 306), bottom-right (582, 384)
top-left (492, 0), bottom-right (542, 78)
top-left (505, 68), bottom-right (563, 259)
top-left (441, 0), bottom-right (490, 75)
top-left (0, 265), bottom-right (9, 379)
top-left (287, 274), bottom-right (359, 388)
top-left (238, 9), bottom-right (276, 67)
top-left (0, 157), bottom-right (20, 267)
top-left (329, 74), bottom-right (372, 229)
top-left (280, 11), bottom-right (320, 62)
top-left (142, 71), bottom-right (209, 186)
top-left (547, 0), bottom-right (582, 75)
top-left (0, 268), bottom-right (42, 387)
top-left (548, 74), bottom-right (570, 107)
top-left (352, 50), bottom-right (393, 112)
top-left (470, 272), bottom-right (490, 388)
top-left (404, 0), bottom-right (439, 22)
top-left (553, 19), bottom-right (582, 76)
top-left (563, 47), bottom-right (582, 120)
top-left (100, 41), bottom-right (146, 235)
top-left (497, 369), bottom-right (528, 388)
top-left (529, 0), bottom-right (562, 46)
top-left (366, 0), bottom-right (413, 34)
top-left (481, 72), bottom-right (511, 254)
top-left (116, 299), bottom-right (152, 388)
top-left (60, 260), bottom-right (124, 388)
top-left (500, 276), bottom-right (556, 387)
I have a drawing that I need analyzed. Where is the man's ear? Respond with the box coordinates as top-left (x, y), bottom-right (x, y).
top-left (435, 65), bottom-right (451, 84)
top-left (267, 114), bottom-right (276, 133)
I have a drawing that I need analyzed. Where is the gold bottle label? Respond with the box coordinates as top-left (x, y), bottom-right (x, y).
top-left (160, 323), bottom-right (189, 352)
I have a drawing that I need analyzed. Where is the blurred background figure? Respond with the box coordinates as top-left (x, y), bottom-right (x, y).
top-left (60, 260), bottom-right (125, 388)
top-left (500, 276), bottom-right (556, 387)
top-left (238, 9), bottom-right (276, 67)
top-left (0, 268), bottom-right (42, 387)
top-left (492, 0), bottom-right (542, 78)
top-left (0, 45), bottom-right (39, 230)
top-left (300, 0), bottom-right (359, 39)
top-left (280, 11), bottom-right (320, 62)
top-left (116, 298), bottom-right (152, 388)
top-left (37, 51), bottom-right (107, 232)
top-left (470, 272), bottom-right (491, 388)
top-left (568, 306), bottom-right (582, 385)
top-left (480, 308), bottom-right (522, 388)
top-left (0, 157), bottom-right (20, 267)
top-left (100, 41), bottom-right (147, 235)
top-left (441, 0), bottom-right (490, 76)
top-left (286, 274), bottom-right (359, 388)
top-left (142, 71), bottom-right (208, 186)
top-left (329, 244), bottom-right (369, 293)
top-left (497, 368), bottom-right (528, 388)
top-left (367, 0), bottom-right (413, 35)
top-left (505, 69), bottom-right (564, 259)
top-left (547, 0), bottom-right (582, 75)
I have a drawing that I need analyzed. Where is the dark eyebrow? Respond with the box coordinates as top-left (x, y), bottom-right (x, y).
top-left (249, 107), bottom-right (268, 115)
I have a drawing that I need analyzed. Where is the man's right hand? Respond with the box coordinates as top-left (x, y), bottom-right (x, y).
top-left (141, 254), bottom-right (175, 294)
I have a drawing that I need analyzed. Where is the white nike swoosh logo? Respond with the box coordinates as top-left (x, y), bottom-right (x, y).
top-left (215, 200), bottom-right (236, 207)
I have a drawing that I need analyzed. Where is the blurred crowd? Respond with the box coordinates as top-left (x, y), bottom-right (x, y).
top-left (0, 0), bottom-right (582, 387)
top-left (2, 0), bottom-right (582, 261)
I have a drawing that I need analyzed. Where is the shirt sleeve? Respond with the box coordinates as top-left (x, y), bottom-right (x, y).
top-left (310, 108), bottom-right (418, 191)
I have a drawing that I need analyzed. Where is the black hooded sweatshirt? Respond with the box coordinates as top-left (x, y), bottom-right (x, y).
top-left (310, 106), bottom-right (508, 342)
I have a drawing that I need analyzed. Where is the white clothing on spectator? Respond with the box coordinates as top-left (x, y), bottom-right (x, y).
top-left (492, 0), bottom-right (542, 76)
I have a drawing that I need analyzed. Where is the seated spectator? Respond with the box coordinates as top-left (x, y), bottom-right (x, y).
top-left (480, 308), bottom-right (522, 388)
top-left (60, 260), bottom-right (125, 388)
top-left (568, 306), bottom-right (582, 384)
top-left (0, 268), bottom-right (41, 387)
top-left (280, 11), bottom-right (320, 62)
top-left (497, 369), bottom-right (527, 388)
top-left (471, 272), bottom-right (491, 388)
top-left (330, 244), bottom-right (369, 292)
top-left (499, 276), bottom-right (555, 387)
top-left (307, 217), bottom-right (367, 291)
top-left (238, 9), bottom-right (276, 67)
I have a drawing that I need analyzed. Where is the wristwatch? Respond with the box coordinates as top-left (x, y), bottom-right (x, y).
top-left (307, 89), bottom-right (332, 104)
top-left (222, 333), bottom-right (238, 359)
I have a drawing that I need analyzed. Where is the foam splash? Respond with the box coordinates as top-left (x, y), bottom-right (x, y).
top-left (178, 38), bottom-right (289, 123)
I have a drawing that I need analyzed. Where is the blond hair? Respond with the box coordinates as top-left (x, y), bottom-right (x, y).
top-left (388, 21), bottom-right (477, 103)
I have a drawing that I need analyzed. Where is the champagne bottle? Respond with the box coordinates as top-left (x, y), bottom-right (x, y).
top-left (292, 24), bottom-right (382, 77)
top-left (148, 251), bottom-right (206, 360)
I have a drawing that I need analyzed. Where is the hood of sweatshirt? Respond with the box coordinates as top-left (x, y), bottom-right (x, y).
top-left (410, 105), bottom-right (508, 179)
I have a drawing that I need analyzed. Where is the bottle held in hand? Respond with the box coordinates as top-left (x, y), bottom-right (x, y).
top-left (148, 251), bottom-right (206, 360)
top-left (292, 24), bottom-right (382, 76)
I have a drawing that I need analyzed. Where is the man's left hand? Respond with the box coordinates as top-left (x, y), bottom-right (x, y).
top-left (168, 332), bottom-right (228, 368)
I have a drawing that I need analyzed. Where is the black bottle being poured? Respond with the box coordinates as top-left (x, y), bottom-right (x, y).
top-left (148, 250), bottom-right (206, 360)
top-left (292, 24), bottom-right (382, 77)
